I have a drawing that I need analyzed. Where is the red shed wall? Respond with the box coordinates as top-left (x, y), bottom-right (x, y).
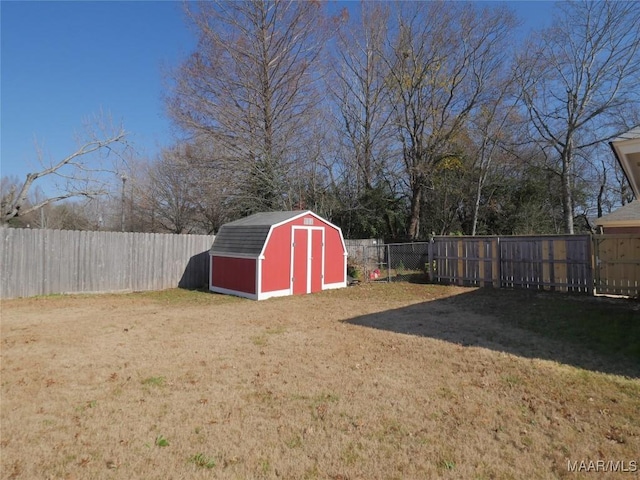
top-left (311, 229), bottom-right (323, 292)
top-left (322, 225), bottom-right (346, 284)
top-left (211, 256), bottom-right (256, 294)
top-left (260, 213), bottom-right (345, 293)
top-left (261, 226), bottom-right (292, 292)
top-left (292, 228), bottom-right (309, 295)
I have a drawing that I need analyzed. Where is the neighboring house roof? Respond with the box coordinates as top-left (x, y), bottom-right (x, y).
top-left (210, 210), bottom-right (308, 257)
top-left (595, 200), bottom-right (640, 227)
top-left (610, 127), bottom-right (640, 199)
top-left (612, 126), bottom-right (640, 141)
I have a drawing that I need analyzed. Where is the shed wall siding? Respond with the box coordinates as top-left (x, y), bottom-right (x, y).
top-left (311, 229), bottom-right (323, 292)
top-left (283, 214), bottom-right (330, 229)
top-left (261, 214), bottom-right (346, 293)
top-left (211, 211), bottom-right (347, 299)
top-left (211, 256), bottom-right (256, 294)
top-left (292, 228), bottom-right (309, 295)
top-left (261, 226), bottom-right (292, 293)
top-left (324, 227), bottom-right (347, 284)
top-left (282, 214), bottom-right (346, 286)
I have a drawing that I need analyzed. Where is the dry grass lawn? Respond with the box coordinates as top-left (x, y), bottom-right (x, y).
top-left (1, 283), bottom-right (638, 479)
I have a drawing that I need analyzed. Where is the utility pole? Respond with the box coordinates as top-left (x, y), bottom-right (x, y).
top-left (121, 174), bottom-right (127, 232)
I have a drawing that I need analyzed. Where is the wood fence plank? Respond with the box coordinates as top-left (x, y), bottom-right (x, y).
top-left (593, 234), bottom-right (640, 296)
top-left (389, 234), bottom-right (618, 295)
top-left (0, 228), bottom-right (215, 299)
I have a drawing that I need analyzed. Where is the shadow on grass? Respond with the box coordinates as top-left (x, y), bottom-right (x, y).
top-left (345, 287), bottom-right (640, 378)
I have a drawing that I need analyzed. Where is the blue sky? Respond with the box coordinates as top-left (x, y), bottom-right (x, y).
top-left (1, 1), bottom-right (555, 189)
top-left (1, 1), bottom-right (195, 183)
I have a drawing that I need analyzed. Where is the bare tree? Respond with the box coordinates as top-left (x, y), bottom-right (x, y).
top-left (147, 148), bottom-right (200, 234)
top-left (381, 2), bottom-right (518, 239)
top-left (516, 0), bottom-right (640, 233)
top-left (175, 140), bottom-right (236, 233)
top-left (168, 0), bottom-right (328, 214)
top-left (325, 2), bottom-right (405, 238)
top-left (467, 83), bottom-right (522, 235)
top-left (330, 3), bottom-right (393, 192)
top-left (114, 157), bottom-right (157, 233)
top-left (2, 120), bottom-right (128, 224)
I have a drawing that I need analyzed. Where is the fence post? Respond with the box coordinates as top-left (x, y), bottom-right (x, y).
top-left (588, 234), bottom-right (596, 296)
top-left (427, 236), bottom-right (434, 282)
top-left (497, 236), bottom-right (502, 288)
top-left (386, 244), bottom-right (391, 283)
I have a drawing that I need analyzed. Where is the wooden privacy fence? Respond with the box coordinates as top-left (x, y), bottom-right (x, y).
top-left (428, 234), bottom-right (640, 297)
top-left (430, 235), bottom-right (593, 293)
top-left (0, 228), bottom-right (215, 299)
top-left (593, 234), bottom-right (640, 297)
top-left (2, 229), bottom-right (637, 299)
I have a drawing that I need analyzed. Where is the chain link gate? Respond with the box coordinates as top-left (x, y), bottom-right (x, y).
top-left (362, 242), bottom-right (431, 283)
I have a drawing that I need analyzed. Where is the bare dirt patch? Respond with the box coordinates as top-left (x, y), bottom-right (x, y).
top-left (1, 284), bottom-right (638, 479)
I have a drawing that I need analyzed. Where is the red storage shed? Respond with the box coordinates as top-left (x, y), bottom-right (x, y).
top-left (209, 210), bottom-right (348, 300)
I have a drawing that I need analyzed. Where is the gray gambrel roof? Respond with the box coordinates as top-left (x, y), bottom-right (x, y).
top-left (210, 211), bottom-right (308, 257)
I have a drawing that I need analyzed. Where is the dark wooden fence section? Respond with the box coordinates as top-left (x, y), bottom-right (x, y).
top-left (429, 237), bottom-right (499, 288)
top-left (427, 234), bottom-right (640, 297)
top-left (500, 235), bottom-right (594, 292)
top-left (429, 235), bottom-right (595, 294)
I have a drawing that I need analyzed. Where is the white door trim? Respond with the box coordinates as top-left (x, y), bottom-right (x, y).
top-left (291, 226), bottom-right (325, 294)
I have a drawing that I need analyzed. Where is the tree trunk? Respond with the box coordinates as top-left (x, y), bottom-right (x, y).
top-left (560, 152), bottom-right (574, 234)
top-left (407, 183), bottom-right (423, 240)
top-left (471, 171), bottom-right (484, 236)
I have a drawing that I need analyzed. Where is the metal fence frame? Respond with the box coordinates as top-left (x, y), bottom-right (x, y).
top-left (365, 242), bottom-right (431, 282)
